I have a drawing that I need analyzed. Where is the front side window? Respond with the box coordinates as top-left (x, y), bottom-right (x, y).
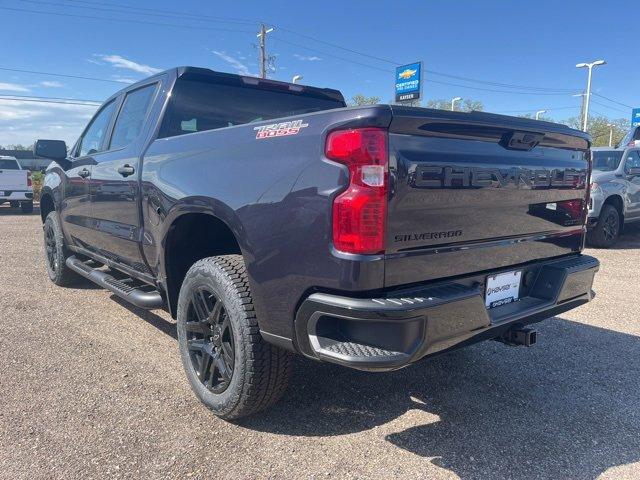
top-left (77, 100), bottom-right (117, 157)
top-left (625, 151), bottom-right (640, 171)
top-left (109, 84), bottom-right (157, 150)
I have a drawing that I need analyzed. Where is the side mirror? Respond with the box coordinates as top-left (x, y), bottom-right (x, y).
top-left (628, 167), bottom-right (640, 177)
top-left (34, 139), bottom-right (68, 161)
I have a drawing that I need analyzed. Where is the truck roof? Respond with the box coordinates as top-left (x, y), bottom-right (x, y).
top-left (109, 66), bottom-right (345, 106)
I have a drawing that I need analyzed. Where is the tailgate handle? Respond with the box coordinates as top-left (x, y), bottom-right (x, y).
top-left (500, 131), bottom-right (544, 151)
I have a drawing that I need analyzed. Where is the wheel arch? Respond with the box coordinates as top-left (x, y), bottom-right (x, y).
top-left (39, 187), bottom-right (56, 223)
top-left (603, 194), bottom-right (624, 223)
top-left (160, 201), bottom-right (246, 318)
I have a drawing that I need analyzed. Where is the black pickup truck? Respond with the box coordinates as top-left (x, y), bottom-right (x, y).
top-left (36, 67), bottom-right (599, 419)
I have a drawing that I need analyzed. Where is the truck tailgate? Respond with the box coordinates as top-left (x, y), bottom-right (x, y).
top-left (385, 107), bottom-right (590, 287)
top-left (0, 170), bottom-right (27, 192)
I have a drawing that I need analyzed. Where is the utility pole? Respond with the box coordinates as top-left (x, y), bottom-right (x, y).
top-left (576, 60), bottom-right (606, 132)
top-left (257, 24), bottom-right (274, 79)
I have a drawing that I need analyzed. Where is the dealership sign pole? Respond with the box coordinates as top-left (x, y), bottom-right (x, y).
top-left (395, 62), bottom-right (423, 104)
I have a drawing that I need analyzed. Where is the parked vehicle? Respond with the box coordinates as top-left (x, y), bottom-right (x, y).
top-left (587, 146), bottom-right (640, 247)
top-left (0, 156), bottom-right (34, 213)
top-left (36, 67), bottom-right (599, 419)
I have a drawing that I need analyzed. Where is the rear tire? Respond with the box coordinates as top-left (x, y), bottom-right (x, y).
top-left (43, 211), bottom-right (82, 286)
top-left (176, 255), bottom-right (293, 420)
top-left (21, 201), bottom-right (33, 214)
top-left (588, 204), bottom-right (620, 248)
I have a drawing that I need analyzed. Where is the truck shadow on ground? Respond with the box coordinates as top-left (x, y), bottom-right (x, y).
top-left (240, 317), bottom-right (640, 479)
top-left (612, 223), bottom-right (640, 249)
top-left (0, 204), bottom-right (40, 216)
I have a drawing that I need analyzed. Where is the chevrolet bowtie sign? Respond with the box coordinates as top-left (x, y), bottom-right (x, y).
top-left (395, 61), bottom-right (422, 103)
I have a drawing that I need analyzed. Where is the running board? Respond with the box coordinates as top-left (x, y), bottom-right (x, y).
top-left (66, 256), bottom-right (164, 310)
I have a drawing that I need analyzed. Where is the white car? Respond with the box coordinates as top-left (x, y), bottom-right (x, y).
top-left (0, 156), bottom-right (34, 213)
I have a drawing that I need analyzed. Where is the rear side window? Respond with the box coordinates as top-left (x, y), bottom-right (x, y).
top-left (159, 77), bottom-right (344, 138)
top-left (77, 100), bottom-right (117, 157)
top-left (0, 159), bottom-right (20, 169)
top-left (110, 83), bottom-right (157, 150)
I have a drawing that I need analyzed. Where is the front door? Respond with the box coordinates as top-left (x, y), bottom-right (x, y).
top-left (60, 99), bottom-right (118, 249)
top-left (88, 82), bottom-right (158, 275)
top-left (624, 149), bottom-right (640, 220)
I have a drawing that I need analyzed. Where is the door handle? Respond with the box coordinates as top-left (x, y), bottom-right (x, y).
top-left (78, 168), bottom-right (90, 178)
top-left (117, 164), bottom-right (135, 177)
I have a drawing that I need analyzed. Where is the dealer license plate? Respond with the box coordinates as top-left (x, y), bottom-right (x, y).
top-left (485, 270), bottom-right (522, 309)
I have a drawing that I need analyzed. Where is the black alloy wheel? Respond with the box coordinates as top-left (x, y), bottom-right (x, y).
top-left (44, 221), bottom-right (59, 275)
top-left (185, 287), bottom-right (235, 394)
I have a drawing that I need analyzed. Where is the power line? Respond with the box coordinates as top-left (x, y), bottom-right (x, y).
top-left (18, 0), bottom-right (257, 26)
top-left (0, 95), bottom-right (101, 106)
top-left (592, 92), bottom-right (634, 110)
top-left (0, 66), bottom-right (126, 84)
top-left (62, 0), bottom-right (259, 25)
top-left (0, 6), bottom-right (255, 33)
top-left (590, 99), bottom-right (629, 114)
top-left (19, 0), bottom-right (577, 94)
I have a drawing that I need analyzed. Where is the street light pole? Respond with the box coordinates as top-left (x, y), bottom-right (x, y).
top-left (535, 110), bottom-right (547, 120)
top-left (257, 24), bottom-right (274, 79)
top-left (451, 96), bottom-right (462, 111)
top-left (576, 60), bottom-right (606, 132)
top-left (292, 75), bottom-right (303, 84)
top-left (608, 124), bottom-right (614, 147)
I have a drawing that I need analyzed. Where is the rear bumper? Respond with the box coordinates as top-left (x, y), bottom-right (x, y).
top-left (0, 190), bottom-right (33, 201)
top-left (294, 254), bottom-right (599, 371)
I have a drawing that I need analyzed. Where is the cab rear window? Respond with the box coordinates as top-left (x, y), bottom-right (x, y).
top-left (159, 77), bottom-right (344, 138)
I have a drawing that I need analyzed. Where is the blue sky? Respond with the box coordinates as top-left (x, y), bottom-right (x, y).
top-left (0, 0), bottom-right (638, 146)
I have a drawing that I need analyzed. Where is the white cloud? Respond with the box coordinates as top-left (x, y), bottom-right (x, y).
top-left (0, 99), bottom-right (97, 146)
top-left (211, 50), bottom-right (254, 76)
top-left (93, 54), bottom-right (161, 75)
top-left (39, 81), bottom-right (64, 88)
top-left (110, 75), bottom-right (136, 84)
top-left (0, 82), bottom-right (30, 92)
top-left (294, 54), bottom-right (322, 62)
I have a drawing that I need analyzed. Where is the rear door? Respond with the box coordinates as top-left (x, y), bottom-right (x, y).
top-left (384, 108), bottom-right (590, 287)
top-left (88, 82), bottom-right (159, 274)
top-left (61, 99), bottom-right (118, 249)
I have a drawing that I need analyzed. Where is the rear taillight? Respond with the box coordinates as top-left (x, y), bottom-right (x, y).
top-left (325, 128), bottom-right (388, 254)
top-left (27, 171), bottom-right (32, 187)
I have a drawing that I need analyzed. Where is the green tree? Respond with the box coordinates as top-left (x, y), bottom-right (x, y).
top-left (424, 98), bottom-right (484, 112)
top-left (349, 94), bottom-right (381, 106)
top-left (564, 115), bottom-right (629, 147)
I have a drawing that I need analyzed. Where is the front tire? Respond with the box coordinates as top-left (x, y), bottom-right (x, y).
top-left (43, 211), bottom-right (82, 286)
top-left (588, 204), bottom-right (620, 248)
top-left (177, 255), bottom-right (293, 419)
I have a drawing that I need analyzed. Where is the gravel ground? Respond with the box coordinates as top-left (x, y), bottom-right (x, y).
top-left (1, 205), bottom-right (639, 480)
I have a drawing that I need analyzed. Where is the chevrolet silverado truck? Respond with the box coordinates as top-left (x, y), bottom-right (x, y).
top-left (0, 156), bottom-right (34, 213)
top-left (587, 146), bottom-right (640, 247)
top-left (35, 67), bottom-right (599, 419)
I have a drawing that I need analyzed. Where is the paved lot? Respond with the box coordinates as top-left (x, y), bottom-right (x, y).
top-left (1, 205), bottom-right (639, 480)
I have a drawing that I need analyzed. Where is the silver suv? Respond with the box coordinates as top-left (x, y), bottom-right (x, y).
top-left (587, 147), bottom-right (640, 247)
